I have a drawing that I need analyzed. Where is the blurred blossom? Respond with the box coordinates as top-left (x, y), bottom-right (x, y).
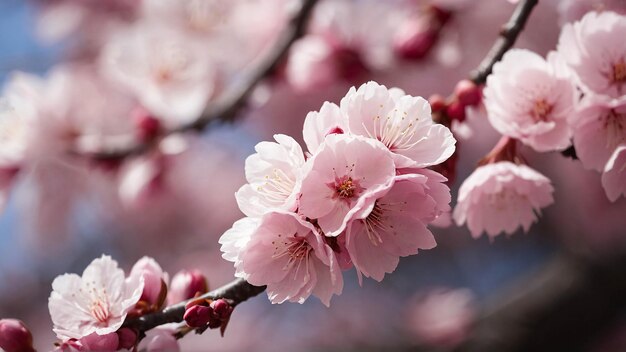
top-left (602, 144), bottom-right (626, 202)
top-left (406, 287), bottom-right (476, 348)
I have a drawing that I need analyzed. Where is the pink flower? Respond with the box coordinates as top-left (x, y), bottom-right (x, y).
top-left (138, 323), bottom-right (180, 352)
top-left (302, 101), bottom-right (349, 155)
top-left (484, 49), bottom-right (575, 152)
top-left (453, 162), bottom-right (554, 238)
top-left (407, 288), bottom-right (476, 348)
top-left (602, 144), bottom-right (626, 202)
top-left (128, 256), bottom-right (168, 308)
top-left (48, 255), bottom-right (144, 340)
top-left (168, 269), bottom-right (208, 304)
top-left (77, 332), bottom-right (120, 351)
top-left (219, 217), bottom-right (259, 268)
top-left (101, 23), bottom-right (215, 125)
top-left (0, 75), bottom-right (37, 168)
top-left (227, 212), bottom-right (343, 306)
top-left (345, 170), bottom-right (449, 282)
top-left (557, 11), bottom-right (626, 98)
top-left (235, 134), bottom-right (305, 217)
top-left (572, 96), bottom-right (626, 171)
top-left (299, 135), bottom-right (396, 236)
top-left (341, 81), bottom-right (456, 168)
top-left (284, 35), bottom-right (341, 91)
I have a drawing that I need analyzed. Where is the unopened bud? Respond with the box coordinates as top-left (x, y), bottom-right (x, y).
top-left (428, 94), bottom-right (447, 113)
top-left (210, 299), bottom-right (233, 321)
top-left (393, 22), bottom-right (438, 60)
top-left (184, 304), bottom-right (213, 328)
top-left (0, 319), bottom-right (35, 352)
top-left (117, 328), bottom-right (138, 350)
top-left (446, 100), bottom-right (466, 122)
top-left (169, 269), bottom-right (208, 304)
top-left (454, 80), bottom-right (481, 107)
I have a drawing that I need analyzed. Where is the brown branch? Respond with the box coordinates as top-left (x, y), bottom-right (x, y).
top-left (124, 278), bottom-right (266, 334)
top-left (86, 0), bottom-right (319, 161)
top-left (469, 0), bottom-right (538, 85)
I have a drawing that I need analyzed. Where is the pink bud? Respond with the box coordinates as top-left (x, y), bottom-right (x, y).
top-left (428, 94), bottom-right (447, 113)
top-left (332, 46), bottom-right (368, 82)
top-left (0, 319), bottom-right (34, 352)
top-left (117, 328), bottom-right (138, 350)
top-left (184, 304), bottom-right (212, 328)
top-left (132, 106), bottom-right (161, 142)
top-left (446, 100), bottom-right (466, 122)
top-left (210, 299), bottom-right (233, 321)
top-left (79, 332), bottom-right (119, 351)
top-left (129, 257), bottom-right (168, 308)
top-left (393, 17), bottom-right (438, 60)
top-left (454, 80), bottom-right (482, 107)
top-left (169, 269), bottom-right (208, 304)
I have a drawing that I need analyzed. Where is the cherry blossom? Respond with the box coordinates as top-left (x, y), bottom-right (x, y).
top-left (235, 134), bottom-right (305, 218)
top-left (453, 162), bottom-right (554, 238)
top-left (602, 144), bottom-right (626, 202)
top-left (138, 323), bottom-right (180, 352)
top-left (345, 170), bottom-right (449, 282)
top-left (557, 11), bottom-right (626, 98)
top-left (48, 255), bottom-right (144, 340)
top-left (298, 134), bottom-right (396, 236)
top-left (101, 23), bottom-right (215, 125)
top-left (341, 81), bottom-right (456, 168)
top-left (484, 49), bottom-right (575, 152)
top-left (226, 212), bottom-right (343, 306)
top-left (571, 96), bottom-right (626, 171)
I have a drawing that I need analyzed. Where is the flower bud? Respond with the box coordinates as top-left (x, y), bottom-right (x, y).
top-left (210, 299), bottom-right (233, 321)
top-left (117, 328), bottom-right (138, 350)
top-left (0, 319), bottom-right (34, 352)
top-left (446, 100), bottom-right (466, 122)
top-left (454, 80), bottom-right (482, 107)
top-left (79, 332), bottom-right (119, 351)
top-left (428, 94), bottom-right (447, 113)
top-left (183, 304), bottom-right (213, 328)
top-left (129, 257), bottom-right (168, 310)
top-left (169, 269), bottom-right (208, 304)
top-left (393, 21), bottom-right (438, 60)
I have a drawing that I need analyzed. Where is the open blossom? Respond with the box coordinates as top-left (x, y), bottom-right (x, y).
top-left (102, 23), bottom-right (214, 125)
top-left (602, 144), bottom-right (626, 202)
top-left (572, 96), bottom-right (625, 171)
top-left (484, 49), bottom-right (575, 152)
top-left (341, 81), bottom-right (456, 168)
top-left (48, 255), bottom-right (144, 340)
top-left (299, 134), bottom-right (396, 236)
top-left (453, 162), bottom-right (554, 238)
top-left (223, 212), bottom-right (343, 306)
top-left (235, 134), bottom-right (305, 217)
top-left (557, 11), bottom-right (626, 98)
top-left (345, 170), bottom-right (449, 282)
top-left (138, 323), bottom-right (180, 352)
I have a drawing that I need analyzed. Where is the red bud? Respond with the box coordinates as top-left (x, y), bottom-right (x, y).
top-left (0, 319), bottom-right (35, 352)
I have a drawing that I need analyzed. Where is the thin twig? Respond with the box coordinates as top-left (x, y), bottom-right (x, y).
top-left (86, 0), bottom-right (319, 161)
top-left (124, 278), bottom-right (266, 334)
top-left (469, 0), bottom-right (539, 85)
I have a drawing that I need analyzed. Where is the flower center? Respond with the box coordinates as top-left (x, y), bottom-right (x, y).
top-left (257, 168), bottom-right (295, 204)
top-left (612, 59), bottom-right (626, 85)
top-left (90, 299), bottom-right (111, 324)
top-left (271, 235), bottom-right (313, 279)
top-left (337, 177), bottom-right (357, 198)
top-left (531, 99), bottom-right (553, 122)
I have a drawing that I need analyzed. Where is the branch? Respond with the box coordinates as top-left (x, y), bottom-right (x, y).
top-left (87, 0), bottom-right (319, 161)
top-left (469, 0), bottom-right (538, 85)
top-left (124, 278), bottom-right (266, 334)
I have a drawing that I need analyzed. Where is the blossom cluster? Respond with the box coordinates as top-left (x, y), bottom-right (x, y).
top-left (46, 255), bottom-right (211, 351)
top-left (220, 81), bottom-right (455, 305)
top-left (453, 10), bottom-right (626, 238)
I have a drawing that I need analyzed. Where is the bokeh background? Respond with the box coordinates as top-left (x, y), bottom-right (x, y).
top-left (1, 1), bottom-right (625, 351)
